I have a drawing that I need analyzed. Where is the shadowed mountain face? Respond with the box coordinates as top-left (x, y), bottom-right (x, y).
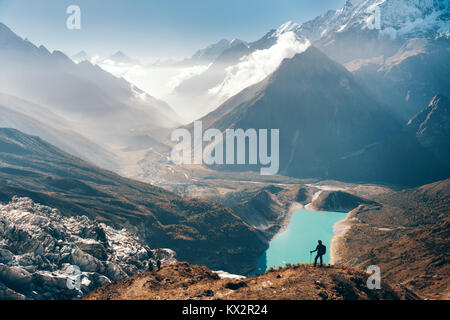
top-left (199, 46), bottom-right (448, 186)
top-left (408, 94), bottom-right (450, 164)
top-left (351, 38), bottom-right (450, 121)
top-left (0, 128), bottom-right (266, 274)
top-left (169, 0), bottom-right (449, 121)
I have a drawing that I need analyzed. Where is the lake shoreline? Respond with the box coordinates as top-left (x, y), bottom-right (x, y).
top-left (330, 214), bottom-right (351, 265)
top-left (263, 206), bottom-right (347, 271)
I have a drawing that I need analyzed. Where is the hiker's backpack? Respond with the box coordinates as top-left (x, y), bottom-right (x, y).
top-left (319, 245), bottom-right (326, 255)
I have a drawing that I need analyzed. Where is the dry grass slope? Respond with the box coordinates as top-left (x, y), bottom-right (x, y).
top-left (85, 262), bottom-right (416, 300)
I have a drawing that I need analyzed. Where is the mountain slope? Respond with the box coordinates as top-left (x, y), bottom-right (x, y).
top-left (351, 37), bottom-right (450, 121)
top-left (181, 38), bottom-right (247, 65)
top-left (334, 179), bottom-right (450, 299)
top-left (0, 128), bottom-right (266, 274)
top-left (85, 262), bottom-right (416, 300)
top-left (0, 93), bottom-right (118, 170)
top-left (407, 94), bottom-right (450, 164)
top-left (199, 46), bottom-right (447, 186)
top-left (296, 0), bottom-right (450, 63)
top-left (170, 0), bottom-right (450, 120)
top-left (0, 23), bottom-right (180, 147)
top-left (171, 26), bottom-right (308, 119)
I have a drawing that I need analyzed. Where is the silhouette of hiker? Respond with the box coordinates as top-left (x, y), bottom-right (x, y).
top-left (310, 240), bottom-right (326, 267)
top-left (156, 260), bottom-right (162, 271)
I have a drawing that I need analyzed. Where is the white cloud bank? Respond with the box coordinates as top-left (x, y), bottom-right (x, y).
top-left (208, 32), bottom-right (311, 103)
top-left (97, 61), bottom-right (210, 100)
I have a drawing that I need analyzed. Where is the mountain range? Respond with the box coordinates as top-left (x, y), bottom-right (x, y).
top-left (0, 128), bottom-right (266, 274)
top-left (168, 0), bottom-right (450, 121)
top-left (0, 22), bottom-right (182, 166)
top-left (193, 45), bottom-right (448, 186)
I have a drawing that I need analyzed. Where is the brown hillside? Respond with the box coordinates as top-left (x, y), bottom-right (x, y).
top-left (335, 179), bottom-right (450, 300)
top-left (85, 262), bottom-right (416, 301)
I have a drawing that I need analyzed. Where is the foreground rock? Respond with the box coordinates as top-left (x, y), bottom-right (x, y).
top-left (0, 197), bottom-right (175, 300)
top-left (85, 262), bottom-right (416, 300)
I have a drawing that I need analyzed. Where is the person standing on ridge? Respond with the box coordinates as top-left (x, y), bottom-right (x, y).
top-left (310, 240), bottom-right (326, 267)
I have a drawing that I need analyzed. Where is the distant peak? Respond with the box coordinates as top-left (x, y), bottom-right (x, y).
top-left (112, 50), bottom-right (126, 57)
top-left (106, 51), bottom-right (140, 65)
top-left (72, 50), bottom-right (91, 62)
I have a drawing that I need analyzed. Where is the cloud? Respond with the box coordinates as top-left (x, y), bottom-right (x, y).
top-left (208, 32), bottom-right (311, 102)
top-left (96, 61), bottom-right (210, 100)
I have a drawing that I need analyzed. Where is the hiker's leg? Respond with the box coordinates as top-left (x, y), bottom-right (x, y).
top-left (314, 255), bottom-right (319, 267)
top-left (320, 255), bottom-right (323, 267)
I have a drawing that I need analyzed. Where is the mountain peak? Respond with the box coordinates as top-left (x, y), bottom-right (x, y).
top-left (273, 21), bottom-right (301, 38)
top-left (106, 51), bottom-right (139, 65)
top-left (72, 50), bottom-right (90, 63)
top-left (191, 38), bottom-right (247, 63)
top-left (292, 0), bottom-right (450, 42)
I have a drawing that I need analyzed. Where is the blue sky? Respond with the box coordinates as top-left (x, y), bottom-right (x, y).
top-left (0, 0), bottom-right (346, 60)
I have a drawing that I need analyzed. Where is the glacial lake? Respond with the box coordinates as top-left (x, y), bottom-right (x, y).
top-left (251, 209), bottom-right (348, 275)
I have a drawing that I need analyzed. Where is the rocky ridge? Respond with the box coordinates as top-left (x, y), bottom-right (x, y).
top-left (0, 197), bottom-right (175, 300)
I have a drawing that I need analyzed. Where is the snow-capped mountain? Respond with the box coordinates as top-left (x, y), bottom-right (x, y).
top-left (168, 0), bottom-right (450, 121)
top-left (197, 46), bottom-right (448, 186)
top-left (293, 0), bottom-right (450, 42)
top-left (407, 94), bottom-right (450, 164)
top-left (171, 27), bottom-right (310, 120)
top-left (189, 38), bottom-right (248, 64)
top-left (0, 197), bottom-right (176, 300)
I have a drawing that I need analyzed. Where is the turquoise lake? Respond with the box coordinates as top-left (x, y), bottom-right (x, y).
top-left (251, 209), bottom-right (348, 275)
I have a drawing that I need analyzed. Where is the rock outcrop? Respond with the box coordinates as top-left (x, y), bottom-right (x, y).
top-left (0, 197), bottom-right (175, 300)
top-left (312, 191), bottom-right (377, 212)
